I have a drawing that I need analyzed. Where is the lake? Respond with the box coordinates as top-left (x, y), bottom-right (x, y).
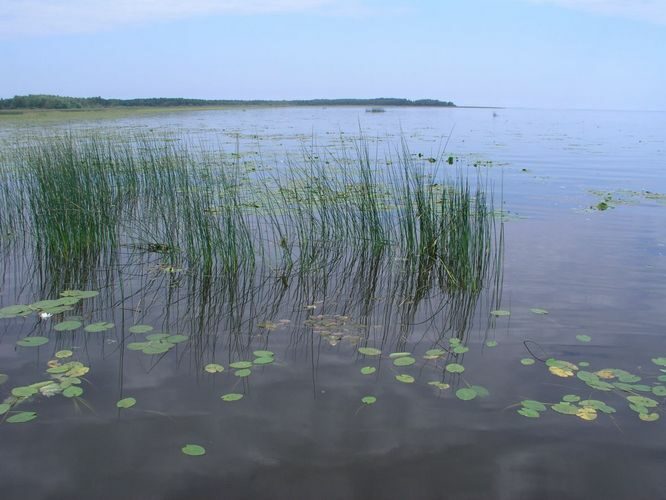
top-left (1, 106), bottom-right (665, 500)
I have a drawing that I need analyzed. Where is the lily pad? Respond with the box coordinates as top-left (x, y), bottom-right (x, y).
top-left (428, 381), bottom-right (450, 390)
top-left (456, 388), bottom-right (477, 401)
top-left (253, 357), bottom-right (274, 365)
top-left (393, 356), bottom-right (416, 367)
top-left (552, 402), bottom-right (579, 415)
top-left (651, 357), bottom-right (666, 367)
top-left (0, 304), bottom-right (32, 318)
top-left (471, 385), bottom-right (489, 398)
top-left (61, 290), bottom-right (99, 299)
top-left (453, 346), bottom-right (469, 354)
top-left (490, 310), bottom-right (510, 317)
top-left (204, 363), bottom-right (224, 373)
top-left (445, 363), bottom-right (465, 374)
top-left (521, 400), bottom-right (547, 412)
top-left (530, 308), bottom-right (549, 315)
top-left (425, 349), bottom-right (446, 357)
top-left (16, 336), bottom-right (49, 348)
top-left (520, 358), bottom-right (535, 366)
top-left (358, 347), bottom-right (381, 356)
top-left (230, 361), bottom-right (252, 369)
top-left (485, 340), bottom-right (498, 348)
top-left (576, 334), bottom-right (592, 343)
top-left (221, 393), bottom-right (244, 402)
top-left (116, 397), bottom-right (136, 409)
top-left (6, 411), bottom-right (37, 423)
top-left (253, 350), bottom-right (274, 358)
top-left (166, 335), bottom-right (188, 344)
top-left (0, 403), bottom-right (10, 415)
top-left (652, 385), bottom-right (666, 396)
top-left (63, 386), bottom-right (83, 398)
top-left (395, 374), bottom-right (415, 384)
top-left (129, 325), bottom-right (154, 334)
top-left (518, 408), bottom-right (540, 418)
top-left (361, 396), bottom-right (377, 405)
top-left (627, 395), bottom-right (658, 408)
top-left (55, 350), bottom-right (73, 359)
top-left (181, 444), bottom-right (206, 456)
top-left (12, 386), bottom-right (38, 398)
top-left (361, 366), bottom-right (376, 375)
top-left (389, 352), bottom-right (412, 359)
top-left (54, 320), bottom-right (82, 332)
top-left (563, 394), bottom-right (581, 403)
top-left (639, 412), bottom-right (660, 422)
top-left (84, 322), bottom-right (115, 333)
top-left (234, 369), bottom-right (252, 377)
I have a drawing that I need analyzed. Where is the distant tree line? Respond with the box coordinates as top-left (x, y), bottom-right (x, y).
top-left (0, 95), bottom-right (455, 110)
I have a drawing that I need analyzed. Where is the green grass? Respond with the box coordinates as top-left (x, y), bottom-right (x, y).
top-left (0, 133), bottom-right (500, 293)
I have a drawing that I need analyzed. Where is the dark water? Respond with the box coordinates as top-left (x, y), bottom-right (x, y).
top-left (1, 107), bottom-right (666, 500)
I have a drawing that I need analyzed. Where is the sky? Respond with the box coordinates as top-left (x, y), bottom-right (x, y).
top-left (1, 0), bottom-right (665, 109)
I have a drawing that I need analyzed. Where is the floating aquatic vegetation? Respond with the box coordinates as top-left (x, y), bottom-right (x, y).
top-left (576, 334), bottom-right (592, 343)
top-left (16, 336), bottom-right (49, 347)
top-left (0, 374), bottom-right (7, 385)
top-left (221, 393), bottom-right (243, 402)
top-left (445, 363), bottom-right (465, 374)
top-left (485, 340), bottom-right (498, 348)
top-left (395, 374), bottom-right (415, 384)
top-left (204, 364), bottom-right (224, 373)
top-left (530, 308), bottom-right (548, 315)
top-left (6, 412), bottom-right (37, 423)
top-left (181, 444), bottom-right (206, 456)
top-left (234, 369), bottom-right (252, 378)
top-left (116, 397), bottom-right (136, 409)
top-left (456, 388), bottom-right (477, 401)
top-left (361, 396), bottom-right (376, 405)
top-left (54, 320), bottom-right (82, 332)
top-left (521, 358), bottom-right (535, 366)
top-left (129, 325), bottom-right (154, 334)
top-left (127, 333), bottom-right (189, 355)
top-left (361, 367), bottom-right (376, 375)
top-left (393, 356), bottom-right (416, 367)
top-left (389, 352), bottom-right (411, 359)
top-left (358, 347), bottom-right (382, 356)
top-left (55, 350), bottom-right (73, 359)
top-left (229, 361), bottom-right (252, 369)
top-left (0, 305), bottom-right (32, 319)
top-left (490, 310), bottom-right (510, 317)
top-left (84, 322), bottom-right (115, 333)
top-left (428, 381), bottom-right (450, 390)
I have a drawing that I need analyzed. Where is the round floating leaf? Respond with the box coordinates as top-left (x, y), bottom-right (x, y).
top-left (552, 403), bottom-right (578, 415)
top-left (456, 388), bottom-right (477, 401)
top-left (627, 395), bottom-right (658, 408)
top-left (549, 366), bottom-right (574, 378)
top-left (563, 394), bottom-right (581, 403)
top-left (143, 343), bottom-right (173, 355)
top-left (577, 371), bottom-right (598, 383)
top-left (428, 381), bottom-right (450, 390)
top-left (471, 385), bottom-right (489, 398)
top-left (181, 444), bottom-right (206, 456)
top-left (361, 366), bottom-right (376, 375)
top-left (576, 334), bottom-right (592, 343)
top-left (518, 408), bottom-right (540, 418)
top-left (166, 335), bottom-right (188, 344)
top-left (490, 310), bottom-right (510, 317)
top-left (586, 380), bottom-right (614, 391)
top-left (16, 336), bottom-right (49, 348)
top-left (146, 333), bottom-right (170, 341)
top-left (530, 308), bottom-right (549, 315)
top-left (204, 363), bottom-right (224, 373)
top-left (253, 350), bottom-right (274, 358)
top-left (576, 407), bottom-right (598, 421)
top-left (0, 403), bottom-right (10, 415)
top-left (389, 352), bottom-right (412, 359)
top-left (361, 396), bottom-right (377, 405)
top-left (63, 386), bottom-right (83, 398)
top-left (229, 361), bottom-right (252, 369)
top-left (449, 338), bottom-right (461, 346)
top-left (84, 322), bottom-right (115, 333)
top-left (12, 386), bottom-right (38, 398)
top-left (445, 363), bottom-right (465, 374)
top-left (127, 342), bottom-right (150, 351)
top-left (639, 412), bottom-right (660, 422)
top-left (393, 356), bottom-right (416, 367)
top-left (7, 411), bottom-right (37, 423)
top-left (54, 320), bottom-right (82, 332)
top-left (629, 403), bottom-right (648, 415)
top-left (651, 357), bottom-right (666, 367)
top-left (0, 304), bottom-right (32, 317)
top-left (221, 393), bottom-right (243, 402)
top-left (129, 325), bottom-right (154, 334)
top-left (61, 290), bottom-right (99, 299)
top-left (358, 347), bottom-right (381, 356)
top-left (253, 357), bottom-right (274, 365)
top-left (485, 340), bottom-right (498, 348)
top-left (235, 369), bottom-right (252, 378)
top-left (579, 361), bottom-right (590, 367)
top-left (521, 358), bottom-right (535, 366)
top-left (55, 350), bottom-right (73, 359)
top-left (579, 400), bottom-right (616, 414)
top-left (659, 375), bottom-right (666, 383)
top-left (521, 400), bottom-right (547, 412)
top-left (116, 397), bottom-right (136, 409)
top-left (652, 385), bottom-right (666, 397)
top-left (395, 374), bottom-right (415, 384)
top-left (453, 346), bottom-right (469, 354)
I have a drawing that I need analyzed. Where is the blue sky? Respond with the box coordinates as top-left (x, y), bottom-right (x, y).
top-left (1, 0), bottom-right (665, 109)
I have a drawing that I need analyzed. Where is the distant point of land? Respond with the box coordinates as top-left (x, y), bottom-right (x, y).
top-left (0, 94), bottom-right (456, 110)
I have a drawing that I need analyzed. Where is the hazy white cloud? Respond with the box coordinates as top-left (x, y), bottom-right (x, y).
top-left (0, 0), bottom-right (362, 37)
top-left (527, 0), bottom-right (666, 25)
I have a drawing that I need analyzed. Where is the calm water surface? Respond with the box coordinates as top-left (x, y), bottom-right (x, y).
top-left (1, 107), bottom-right (666, 499)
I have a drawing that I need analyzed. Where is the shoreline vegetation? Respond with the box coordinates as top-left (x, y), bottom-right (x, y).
top-left (0, 94), bottom-right (456, 111)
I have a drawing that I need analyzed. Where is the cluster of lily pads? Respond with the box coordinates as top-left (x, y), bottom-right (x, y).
top-left (0, 289), bottom-right (99, 320)
top-left (127, 325), bottom-right (189, 355)
top-left (356, 339), bottom-right (489, 403)
top-left (204, 350), bottom-right (276, 403)
top-left (515, 356), bottom-right (666, 422)
top-left (0, 351), bottom-right (89, 424)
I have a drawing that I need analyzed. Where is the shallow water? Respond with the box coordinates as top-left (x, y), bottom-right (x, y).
top-left (1, 107), bottom-right (666, 500)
